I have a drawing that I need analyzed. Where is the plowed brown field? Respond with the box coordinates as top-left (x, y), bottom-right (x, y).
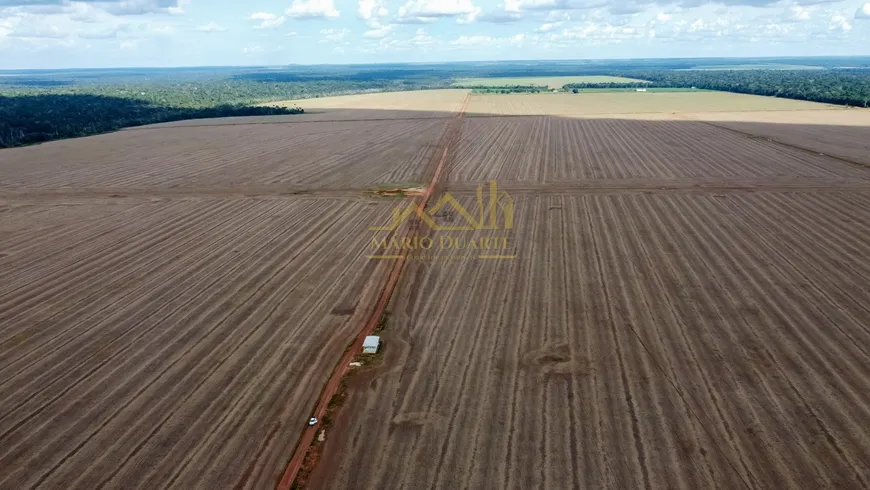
top-left (687, 109), bottom-right (870, 167)
top-left (0, 197), bottom-right (394, 489)
top-left (3, 89), bottom-right (870, 490)
top-left (450, 116), bottom-right (869, 183)
top-left (0, 118), bottom-right (447, 191)
top-left (314, 191), bottom-right (870, 490)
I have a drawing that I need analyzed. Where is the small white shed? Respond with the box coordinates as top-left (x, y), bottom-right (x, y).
top-left (363, 336), bottom-right (380, 354)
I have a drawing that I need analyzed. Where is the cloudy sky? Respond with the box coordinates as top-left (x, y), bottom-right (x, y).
top-left (0, 0), bottom-right (868, 69)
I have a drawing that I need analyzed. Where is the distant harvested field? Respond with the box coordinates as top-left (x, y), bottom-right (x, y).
top-left (0, 197), bottom-right (393, 489)
top-left (688, 109), bottom-right (870, 167)
top-left (450, 116), bottom-right (869, 182)
top-left (146, 90), bottom-right (468, 128)
top-left (0, 118), bottom-right (447, 190)
top-left (453, 76), bottom-right (647, 88)
top-left (314, 191), bottom-right (870, 489)
top-left (466, 92), bottom-right (840, 116)
top-left (258, 89), bottom-right (469, 121)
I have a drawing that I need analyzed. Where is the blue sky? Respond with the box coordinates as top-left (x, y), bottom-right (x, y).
top-left (0, 0), bottom-right (868, 69)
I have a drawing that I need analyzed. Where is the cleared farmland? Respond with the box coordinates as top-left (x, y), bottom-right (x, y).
top-left (313, 191), bottom-right (870, 489)
top-left (0, 118), bottom-right (447, 191)
top-left (687, 109), bottom-right (870, 167)
top-left (139, 90), bottom-right (468, 129)
top-left (466, 92), bottom-right (840, 116)
top-left (450, 116), bottom-right (869, 182)
top-left (3, 88), bottom-right (870, 490)
top-left (258, 89), bottom-right (470, 122)
top-left (0, 197), bottom-right (394, 489)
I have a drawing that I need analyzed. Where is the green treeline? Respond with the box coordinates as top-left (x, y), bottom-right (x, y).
top-left (563, 82), bottom-right (652, 90)
top-left (3, 64), bottom-right (870, 148)
top-left (0, 74), bottom-right (448, 148)
top-left (0, 94), bottom-right (301, 148)
top-left (611, 70), bottom-right (870, 107)
top-left (453, 84), bottom-right (549, 94)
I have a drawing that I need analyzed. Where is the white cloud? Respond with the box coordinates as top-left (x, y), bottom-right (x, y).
top-left (285, 0), bottom-right (340, 19)
top-left (77, 23), bottom-right (130, 39)
top-left (544, 21), bottom-right (645, 45)
top-left (856, 4), bottom-right (870, 19)
top-left (543, 10), bottom-right (571, 22)
top-left (785, 6), bottom-right (812, 22)
top-left (450, 33), bottom-right (526, 46)
top-left (242, 44), bottom-right (263, 54)
top-left (249, 12), bottom-right (286, 29)
top-left (371, 27), bottom-right (436, 50)
top-left (7, 24), bottom-right (68, 39)
top-left (392, 14), bottom-right (440, 23)
top-left (476, 11), bottom-right (522, 22)
top-left (503, 0), bottom-right (575, 14)
top-left (101, 0), bottom-right (189, 16)
top-left (656, 12), bottom-right (672, 22)
top-left (457, 7), bottom-right (481, 23)
top-left (147, 23), bottom-right (174, 36)
top-left (319, 27), bottom-right (350, 42)
top-left (397, 0), bottom-right (480, 22)
top-left (829, 12), bottom-right (852, 31)
top-left (66, 3), bottom-right (111, 23)
top-left (194, 22), bottom-right (226, 32)
top-left (358, 0), bottom-right (389, 19)
top-left (536, 20), bottom-right (563, 31)
top-left (0, 0), bottom-right (188, 16)
top-left (364, 23), bottom-right (394, 37)
top-left (451, 34), bottom-right (493, 45)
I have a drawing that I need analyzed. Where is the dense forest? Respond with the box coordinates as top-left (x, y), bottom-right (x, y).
top-left (0, 94), bottom-right (302, 147)
top-left (613, 70), bottom-right (870, 107)
top-left (3, 58), bottom-right (870, 147)
top-left (0, 72), bottom-right (447, 147)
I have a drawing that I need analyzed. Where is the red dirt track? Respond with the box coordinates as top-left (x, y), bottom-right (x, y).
top-left (275, 93), bottom-right (470, 489)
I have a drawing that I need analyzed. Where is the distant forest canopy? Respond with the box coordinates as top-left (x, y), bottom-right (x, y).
top-left (2, 56), bottom-right (870, 147)
top-left (561, 70), bottom-right (870, 106)
top-left (609, 70), bottom-right (870, 107)
top-left (0, 95), bottom-right (302, 148)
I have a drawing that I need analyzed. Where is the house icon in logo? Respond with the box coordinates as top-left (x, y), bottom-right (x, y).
top-left (370, 180), bottom-right (513, 232)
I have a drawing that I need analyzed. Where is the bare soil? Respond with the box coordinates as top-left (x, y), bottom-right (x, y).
top-left (0, 119), bottom-right (447, 190)
top-left (0, 198), bottom-right (393, 489)
top-left (313, 191), bottom-right (870, 490)
top-left (686, 109), bottom-right (870, 167)
top-left (2, 90), bottom-right (870, 490)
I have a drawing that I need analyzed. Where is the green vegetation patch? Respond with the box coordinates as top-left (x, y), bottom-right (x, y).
top-left (686, 64), bottom-right (825, 71)
top-left (567, 87), bottom-right (711, 93)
